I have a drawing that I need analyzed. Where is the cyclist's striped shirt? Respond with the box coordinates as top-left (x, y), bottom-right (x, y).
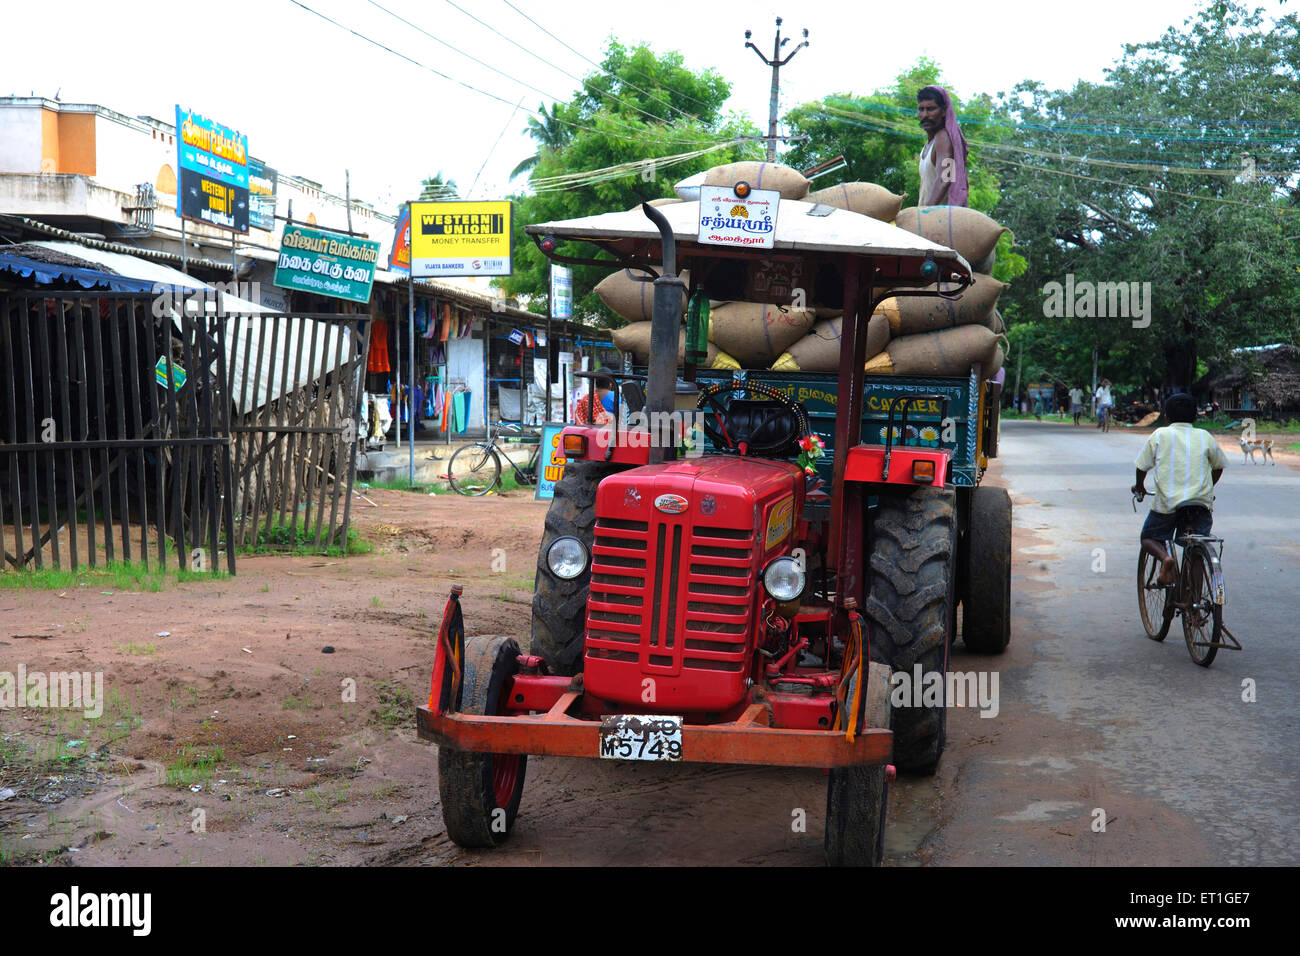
top-left (1134, 422), bottom-right (1228, 514)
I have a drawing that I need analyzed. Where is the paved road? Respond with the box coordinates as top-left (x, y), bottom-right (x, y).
top-left (892, 420), bottom-right (1298, 865)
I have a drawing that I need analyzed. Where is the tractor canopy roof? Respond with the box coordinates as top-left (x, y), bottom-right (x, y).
top-left (526, 198), bottom-right (972, 299)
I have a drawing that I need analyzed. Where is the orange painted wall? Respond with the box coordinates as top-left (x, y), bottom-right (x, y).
top-left (40, 108), bottom-right (59, 172)
top-left (57, 112), bottom-right (96, 174)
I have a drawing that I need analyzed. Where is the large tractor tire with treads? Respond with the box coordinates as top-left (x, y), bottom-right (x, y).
top-left (961, 486), bottom-right (1012, 653)
top-left (825, 663), bottom-right (893, 866)
top-left (864, 487), bottom-right (957, 775)
top-left (530, 460), bottom-right (617, 676)
top-left (438, 635), bottom-right (528, 847)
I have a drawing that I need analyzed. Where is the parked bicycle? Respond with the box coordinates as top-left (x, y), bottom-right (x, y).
top-left (1132, 490), bottom-right (1240, 666)
top-left (444, 421), bottom-right (542, 496)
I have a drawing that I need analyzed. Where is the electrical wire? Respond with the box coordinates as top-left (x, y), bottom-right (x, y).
top-left (436, 0), bottom-right (703, 127)
top-left (501, 0), bottom-right (721, 116)
top-left (361, 0), bottom-right (715, 147)
top-left (285, 0), bottom-right (728, 151)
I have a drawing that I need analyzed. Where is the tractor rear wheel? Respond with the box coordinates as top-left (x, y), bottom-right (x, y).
top-left (530, 461), bottom-right (616, 676)
top-left (961, 486), bottom-right (1012, 654)
top-left (864, 487), bottom-right (957, 775)
top-left (825, 663), bottom-right (892, 866)
top-left (437, 635), bottom-right (528, 847)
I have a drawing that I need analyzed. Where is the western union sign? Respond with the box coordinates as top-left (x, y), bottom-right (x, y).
top-left (410, 200), bottom-right (513, 277)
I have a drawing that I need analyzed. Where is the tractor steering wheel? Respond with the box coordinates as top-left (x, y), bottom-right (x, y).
top-left (695, 380), bottom-right (811, 457)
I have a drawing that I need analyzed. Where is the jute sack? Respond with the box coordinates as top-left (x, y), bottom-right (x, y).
top-left (771, 314), bottom-right (889, 372)
top-left (805, 182), bottom-right (904, 222)
top-left (985, 342), bottom-right (1005, 379)
top-left (703, 162), bottom-right (810, 200)
top-left (610, 322), bottom-right (738, 370)
top-left (864, 324), bottom-right (1000, 377)
top-left (985, 308), bottom-right (1005, 335)
top-left (971, 247), bottom-right (996, 275)
top-left (595, 268), bottom-right (690, 322)
top-left (877, 272), bottom-right (1006, 336)
top-left (708, 302), bottom-right (815, 368)
top-left (894, 206), bottom-right (1008, 264)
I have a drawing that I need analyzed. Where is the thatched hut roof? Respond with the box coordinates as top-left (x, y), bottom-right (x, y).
top-left (1197, 344), bottom-right (1300, 408)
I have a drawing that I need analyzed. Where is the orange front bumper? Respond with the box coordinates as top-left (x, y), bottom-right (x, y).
top-left (416, 694), bottom-right (892, 769)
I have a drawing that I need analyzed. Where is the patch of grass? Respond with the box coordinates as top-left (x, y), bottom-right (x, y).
top-left (119, 642), bottom-right (157, 656)
top-left (164, 744), bottom-right (223, 790)
top-left (370, 595), bottom-right (382, 607)
top-left (0, 560), bottom-right (225, 591)
top-left (1288, 442), bottom-right (1300, 453)
top-left (260, 581), bottom-right (272, 592)
top-left (372, 681), bottom-right (415, 729)
top-left (361, 479), bottom-right (447, 494)
top-left (282, 690), bottom-right (319, 711)
top-left (237, 518), bottom-right (371, 557)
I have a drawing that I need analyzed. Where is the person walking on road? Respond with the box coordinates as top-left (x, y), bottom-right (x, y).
top-left (1095, 379), bottom-right (1114, 428)
top-left (1132, 393), bottom-right (1228, 586)
top-left (1032, 394), bottom-right (1044, 421)
top-left (1069, 385), bottom-right (1085, 425)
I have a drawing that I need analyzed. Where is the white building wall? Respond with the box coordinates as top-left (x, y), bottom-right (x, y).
top-left (0, 104), bottom-right (43, 172)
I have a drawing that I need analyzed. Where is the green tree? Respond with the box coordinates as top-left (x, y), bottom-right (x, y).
top-left (991, 1), bottom-right (1300, 393)
top-left (420, 172), bottom-right (459, 201)
top-left (499, 41), bottom-right (762, 322)
top-left (782, 59), bottom-right (1025, 284)
top-left (510, 103), bottom-right (571, 180)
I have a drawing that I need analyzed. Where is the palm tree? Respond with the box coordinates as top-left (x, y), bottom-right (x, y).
top-left (420, 172), bottom-right (459, 201)
top-left (510, 102), bottom-right (570, 180)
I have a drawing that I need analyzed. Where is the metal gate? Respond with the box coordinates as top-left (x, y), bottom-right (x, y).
top-left (0, 292), bottom-right (233, 573)
top-left (226, 312), bottom-right (369, 554)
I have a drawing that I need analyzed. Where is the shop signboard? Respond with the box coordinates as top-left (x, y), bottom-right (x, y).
top-left (697, 185), bottom-right (779, 250)
top-left (248, 159), bottom-right (278, 231)
top-left (389, 205), bottom-right (411, 274)
top-left (534, 422), bottom-right (568, 501)
top-left (410, 200), bottom-right (512, 277)
top-left (273, 225), bottom-right (381, 304)
top-left (175, 106), bottom-right (249, 233)
top-left (550, 264), bottom-right (573, 319)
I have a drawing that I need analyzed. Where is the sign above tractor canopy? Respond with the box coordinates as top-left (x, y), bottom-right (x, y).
top-left (526, 200), bottom-right (971, 289)
top-left (697, 186), bottom-right (780, 250)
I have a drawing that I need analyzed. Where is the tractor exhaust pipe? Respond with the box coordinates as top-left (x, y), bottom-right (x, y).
top-left (641, 203), bottom-right (685, 465)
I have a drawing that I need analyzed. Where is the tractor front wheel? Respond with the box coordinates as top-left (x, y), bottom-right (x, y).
top-left (437, 635), bottom-right (528, 848)
top-left (530, 460), bottom-right (617, 676)
top-left (825, 663), bottom-right (893, 866)
top-left (864, 487), bottom-right (957, 775)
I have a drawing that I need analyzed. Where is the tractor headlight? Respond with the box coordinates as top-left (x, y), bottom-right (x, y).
top-left (547, 536), bottom-right (588, 580)
top-left (762, 556), bottom-right (805, 602)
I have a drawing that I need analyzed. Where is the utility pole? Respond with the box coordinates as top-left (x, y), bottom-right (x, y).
top-left (745, 18), bottom-right (809, 162)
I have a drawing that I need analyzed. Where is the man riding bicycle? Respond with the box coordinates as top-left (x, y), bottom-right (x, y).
top-left (1132, 393), bottom-right (1227, 586)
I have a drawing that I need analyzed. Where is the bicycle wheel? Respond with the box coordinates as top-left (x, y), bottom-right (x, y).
top-left (1181, 547), bottom-right (1221, 667)
top-left (447, 443), bottom-right (501, 496)
top-left (1137, 550), bottom-right (1172, 641)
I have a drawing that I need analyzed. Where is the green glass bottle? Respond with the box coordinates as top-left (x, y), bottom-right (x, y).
top-left (685, 290), bottom-right (710, 372)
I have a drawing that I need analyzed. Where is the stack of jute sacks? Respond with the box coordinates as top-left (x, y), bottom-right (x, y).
top-left (606, 161), bottom-right (1010, 379)
top-left (609, 162), bottom-right (824, 370)
top-left (774, 201), bottom-right (1010, 379)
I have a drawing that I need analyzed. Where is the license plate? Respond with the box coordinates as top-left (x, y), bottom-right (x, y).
top-left (598, 715), bottom-right (683, 762)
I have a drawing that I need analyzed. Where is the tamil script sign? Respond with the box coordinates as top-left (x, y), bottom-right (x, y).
top-left (697, 186), bottom-right (779, 250)
top-left (550, 264), bottom-right (573, 319)
top-left (175, 106), bottom-right (249, 233)
top-left (410, 200), bottom-right (512, 277)
top-left (273, 225), bottom-right (380, 304)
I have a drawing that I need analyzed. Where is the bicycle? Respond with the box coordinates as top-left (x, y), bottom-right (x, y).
top-left (1132, 490), bottom-right (1240, 666)
top-left (445, 421), bottom-right (542, 496)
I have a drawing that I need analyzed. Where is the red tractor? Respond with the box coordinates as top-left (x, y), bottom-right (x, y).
top-left (418, 186), bottom-right (1009, 864)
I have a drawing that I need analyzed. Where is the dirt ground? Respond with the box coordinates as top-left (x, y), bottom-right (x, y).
top-left (4, 430), bottom-right (1282, 867)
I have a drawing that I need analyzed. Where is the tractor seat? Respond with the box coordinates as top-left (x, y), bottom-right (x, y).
top-left (718, 399), bottom-right (803, 458)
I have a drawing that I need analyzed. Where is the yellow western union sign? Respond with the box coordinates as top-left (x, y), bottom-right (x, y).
top-left (410, 200), bottom-right (513, 278)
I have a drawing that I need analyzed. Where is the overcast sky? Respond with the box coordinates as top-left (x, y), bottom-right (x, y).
top-left (4, 0), bottom-right (1278, 217)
